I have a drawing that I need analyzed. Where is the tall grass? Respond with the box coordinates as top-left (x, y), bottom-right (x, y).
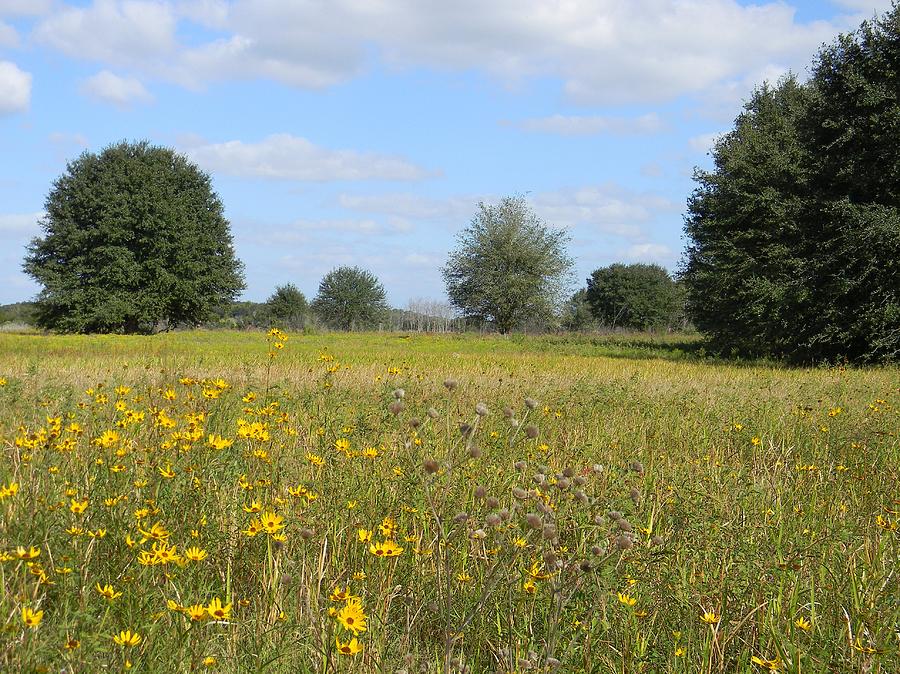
top-left (0, 330), bottom-right (897, 672)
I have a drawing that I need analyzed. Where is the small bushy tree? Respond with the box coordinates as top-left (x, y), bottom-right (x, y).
top-left (443, 196), bottom-right (573, 333)
top-left (585, 263), bottom-right (682, 331)
top-left (24, 141), bottom-right (245, 333)
top-left (264, 284), bottom-right (307, 329)
top-left (311, 266), bottom-right (389, 331)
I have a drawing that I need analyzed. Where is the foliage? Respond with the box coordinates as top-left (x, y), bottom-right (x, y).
top-left (443, 196), bottom-right (574, 333)
top-left (584, 263), bottom-right (683, 330)
top-left (0, 302), bottom-right (36, 325)
top-left (682, 6), bottom-right (900, 363)
top-left (311, 266), bottom-right (389, 331)
top-left (560, 289), bottom-right (596, 332)
top-left (23, 141), bottom-right (245, 334)
top-left (263, 284), bottom-right (308, 329)
top-left (0, 330), bottom-right (897, 672)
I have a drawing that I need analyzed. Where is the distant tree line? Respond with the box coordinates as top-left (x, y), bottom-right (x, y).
top-left (16, 3), bottom-right (899, 362)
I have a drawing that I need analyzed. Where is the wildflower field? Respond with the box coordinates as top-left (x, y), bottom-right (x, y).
top-left (0, 330), bottom-right (897, 673)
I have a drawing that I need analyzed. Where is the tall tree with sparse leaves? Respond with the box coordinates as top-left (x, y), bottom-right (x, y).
top-left (681, 3), bottom-right (900, 363)
top-left (311, 266), bottom-right (389, 331)
top-left (443, 196), bottom-right (573, 333)
top-left (24, 141), bottom-right (245, 334)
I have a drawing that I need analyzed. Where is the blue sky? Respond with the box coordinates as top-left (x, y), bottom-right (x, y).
top-left (0, 0), bottom-right (894, 307)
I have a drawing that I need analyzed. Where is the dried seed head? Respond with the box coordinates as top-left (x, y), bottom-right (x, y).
top-left (423, 458), bottom-right (439, 474)
top-left (590, 544), bottom-right (603, 556)
top-left (453, 512), bottom-right (469, 524)
top-left (475, 402), bottom-right (489, 417)
top-left (607, 510), bottom-right (623, 521)
top-left (502, 406), bottom-right (514, 419)
top-left (574, 490), bottom-right (589, 506)
top-left (498, 508), bottom-right (512, 521)
top-left (485, 496), bottom-right (500, 510)
top-left (579, 560), bottom-right (592, 572)
top-left (514, 460), bottom-right (527, 472)
top-left (538, 465), bottom-right (550, 475)
top-left (300, 527), bottom-right (315, 540)
top-left (542, 551), bottom-right (558, 566)
top-left (650, 535), bottom-right (664, 547)
top-left (510, 418), bottom-right (520, 428)
top-left (546, 657), bottom-right (561, 669)
top-left (524, 397), bottom-right (539, 410)
top-left (485, 513), bottom-right (502, 528)
top-left (555, 477), bottom-right (571, 491)
top-left (468, 445), bottom-right (482, 459)
top-left (541, 524), bottom-right (557, 539)
top-left (562, 466), bottom-right (575, 478)
top-left (393, 388), bottom-right (405, 400)
top-left (472, 528), bottom-right (487, 540)
top-left (524, 424), bottom-right (539, 439)
top-left (593, 513), bottom-right (605, 525)
top-left (279, 572), bottom-right (292, 585)
top-left (629, 487), bottom-right (641, 505)
top-left (427, 407), bottom-right (440, 419)
top-left (474, 485), bottom-right (487, 500)
top-left (388, 401), bottom-right (404, 415)
top-left (443, 378), bottom-right (458, 391)
top-left (512, 487), bottom-right (528, 500)
top-left (517, 660), bottom-right (532, 670)
top-left (409, 417), bottom-right (421, 429)
top-left (629, 460), bottom-right (645, 475)
top-left (459, 423), bottom-right (472, 436)
top-left (614, 534), bottom-right (633, 550)
top-left (573, 475), bottom-right (587, 487)
top-left (592, 463), bottom-right (604, 474)
top-left (525, 513), bottom-right (542, 529)
top-left (617, 519), bottom-right (633, 533)
top-left (532, 474), bottom-right (546, 486)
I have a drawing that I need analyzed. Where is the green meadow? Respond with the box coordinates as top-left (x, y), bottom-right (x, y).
top-left (0, 330), bottom-right (897, 672)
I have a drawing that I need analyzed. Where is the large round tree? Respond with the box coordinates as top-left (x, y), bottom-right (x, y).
top-left (24, 141), bottom-right (245, 333)
top-left (311, 266), bottom-right (389, 331)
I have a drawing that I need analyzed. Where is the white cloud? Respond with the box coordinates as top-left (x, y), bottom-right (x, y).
top-left (830, 1), bottom-right (894, 11)
top-left (34, 0), bottom-right (176, 65)
top-left (532, 185), bottom-right (676, 238)
top-left (183, 134), bottom-right (433, 182)
top-left (81, 70), bottom-right (154, 107)
top-left (0, 212), bottom-right (42, 235)
top-left (0, 60), bottom-right (30, 114)
top-left (507, 113), bottom-right (665, 136)
top-left (0, 0), bottom-right (53, 15)
top-left (622, 242), bottom-right (673, 262)
top-left (689, 131), bottom-right (726, 154)
top-left (338, 184), bottom-right (674, 240)
top-left (0, 20), bottom-right (17, 47)
top-left (31, 0), bottom-right (861, 106)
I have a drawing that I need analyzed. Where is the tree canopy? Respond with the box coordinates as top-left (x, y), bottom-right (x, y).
top-left (264, 284), bottom-right (308, 329)
top-left (681, 5), bottom-right (900, 363)
top-left (24, 141), bottom-right (245, 333)
top-left (442, 196), bottom-right (573, 333)
top-left (585, 263), bottom-right (683, 331)
top-left (311, 266), bottom-right (389, 331)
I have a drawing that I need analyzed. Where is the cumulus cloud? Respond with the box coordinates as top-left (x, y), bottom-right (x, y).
top-left (183, 134), bottom-right (434, 182)
top-left (689, 131), bottom-right (726, 154)
top-left (81, 70), bottom-right (154, 107)
top-left (0, 0), bottom-right (53, 15)
top-left (508, 113), bottom-right (665, 136)
top-left (622, 242), bottom-right (673, 262)
top-left (0, 60), bottom-right (30, 114)
top-left (34, 0), bottom-right (176, 65)
top-left (31, 0), bottom-right (860, 105)
top-left (0, 20), bottom-right (17, 47)
top-left (0, 212), bottom-right (42, 234)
